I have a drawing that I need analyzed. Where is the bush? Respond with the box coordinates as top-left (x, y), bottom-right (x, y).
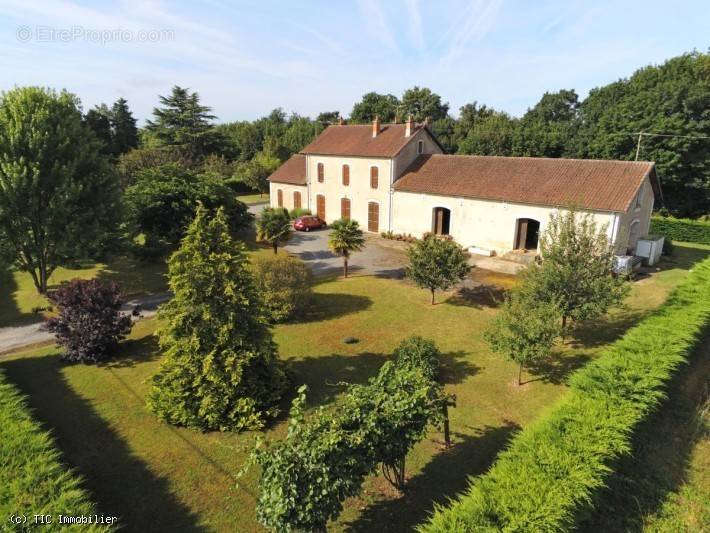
top-left (0, 371), bottom-right (109, 531)
top-left (251, 254), bottom-right (312, 323)
top-left (289, 207), bottom-right (311, 219)
top-left (650, 216), bottom-right (710, 244)
top-left (255, 336), bottom-right (446, 531)
top-left (46, 279), bottom-right (132, 363)
top-left (421, 257), bottom-right (710, 532)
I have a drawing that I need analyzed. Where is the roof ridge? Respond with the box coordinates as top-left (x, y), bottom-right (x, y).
top-left (429, 153), bottom-right (655, 165)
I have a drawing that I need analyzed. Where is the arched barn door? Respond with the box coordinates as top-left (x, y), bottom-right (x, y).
top-left (514, 218), bottom-right (540, 251)
top-left (432, 207), bottom-right (451, 235)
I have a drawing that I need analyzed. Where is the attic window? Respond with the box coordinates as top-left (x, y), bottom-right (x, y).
top-left (417, 140), bottom-right (424, 154)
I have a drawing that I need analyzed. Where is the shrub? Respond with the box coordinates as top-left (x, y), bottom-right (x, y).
top-left (289, 207), bottom-right (311, 219)
top-left (254, 337), bottom-right (446, 531)
top-left (148, 206), bottom-right (286, 432)
top-left (421, 257), bottom-right (710, 532)
top-left (251, 254), bottom-right (312, 323)
top-left (0, 371), bottom-right (109, 531)
top-left (46, 279), bottom-right (132, 363)
top-left (650, 216), bottom-right (710, 244)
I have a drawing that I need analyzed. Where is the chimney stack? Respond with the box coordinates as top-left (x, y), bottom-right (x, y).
top-left (405, 114), bottom-right (413, 137)
top-left (372, 115), bottom-right (380, 138)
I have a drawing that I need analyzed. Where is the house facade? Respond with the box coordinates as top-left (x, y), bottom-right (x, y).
top-left (268, 118), bottom-right (660, 256)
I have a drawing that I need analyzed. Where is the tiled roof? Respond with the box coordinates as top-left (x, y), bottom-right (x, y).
top-left (300, 123), bottom-right (425, 157)
top-left (267, 154), bottom-right (306, 185)
top-left (394, 154), bottom-right (657, 212)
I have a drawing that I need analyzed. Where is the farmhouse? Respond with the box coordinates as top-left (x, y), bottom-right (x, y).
top-left (268, 117), bottom-right (660, 256)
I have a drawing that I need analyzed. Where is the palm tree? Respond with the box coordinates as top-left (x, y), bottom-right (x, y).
top-left (256, 207), bottom-right (292, 254)
top-left (328, 218), bottom-right (365, 278)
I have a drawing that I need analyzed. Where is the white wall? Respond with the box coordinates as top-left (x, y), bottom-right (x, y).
top-left (391, 191), bottom-right (621, 254)
top-left (269, 182), bottom-right (308, 211)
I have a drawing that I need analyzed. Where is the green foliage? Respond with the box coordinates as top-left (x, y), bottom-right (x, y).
top-left (289, 207), bottom-right (311, 219)
top-left (0, 86), bottom-right (120, 294)
top-left (256, 207), bottom-right (292, 254)
top-left (406, 234), bottom-right (470, 304)
top-left (350, 92), bottom-right (400, 123)
top-left (251, 254), bottom-right (312, 323)
top-left (147, 207), bottom-right (286, 431)
top-left (84, 98), bottom-right (139, 158)
top-left (116, 146), bottom-right (188, 188)
top-left (530, 209), bottom-right (629, 328)
top-left (400, 86), bottom-right (450, 122)
top-left (0, 371), bottom-right (109, 532)
top-left (484, 290), bottom-right (561, 385)
top-left (650, 216), bottom-right (710, 244)
top-left (421, 256), bottom-right (710, 532)
top-left (145, 85), bottom-right (221, 160)
top-left (254, 336), bottom-right (446, 531)
top-left (392, 335), bottom-right (441, 381)
top-left (328, 218), bottom-right (365, 277)
top-left (234, 151), bottom-right (281, 194)
top-left (125, 163), bottom-right (251, 251)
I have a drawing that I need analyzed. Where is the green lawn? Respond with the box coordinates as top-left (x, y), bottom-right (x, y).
top-left (0, 257), bottom-right (168, 327)
top-left (237, 193), bottom-right (269, 205)
top-left (3, 243), bottom-right (708, 532)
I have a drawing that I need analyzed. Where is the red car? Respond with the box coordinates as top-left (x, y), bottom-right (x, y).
top-left (293, 215), bottom-right (326, 231)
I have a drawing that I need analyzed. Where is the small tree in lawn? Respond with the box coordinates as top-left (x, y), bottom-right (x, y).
top-left (256, 207), bottom-right (292, 254)
top-left (532, 209), bottom-right (629, 333)
top-left (406, 234), bottom-right (470, 304)
top-left (46, 279), bottom-right (132, 363)
top-left (251, 254), bottom-right (312, 323)
top-left (328, 218), bottom-right (365, 278)
top-left (484, 289), bottom-right (561, 386)
top-left (148, 206), bottom-right (286, 431)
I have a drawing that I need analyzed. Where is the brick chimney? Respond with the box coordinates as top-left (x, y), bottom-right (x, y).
top-left (405, 114), bottom-right (413, 137)
top-left (372, 115), bottom-right (380, 138)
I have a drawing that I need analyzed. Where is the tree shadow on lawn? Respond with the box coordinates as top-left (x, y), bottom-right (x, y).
top-left (100, 333), bottom-right (162, 369)
top-left (0, 354), bottom-right (203, 532)
top-left (656, 243), bottom-right (710, 272)
top-left (578, 333), bottom-right (710, 532)
top-left (283, 350), bottom-right (479, 409)
top-left (0, 267), bottom-right (33, 327)
top-left (568, 309), bottom-right (651, 350)
top-left (346, 421), bottom-right (521, 532)
top-left (446, 284), bottom-right (507, 309)
top-left (291, 292), bottom-right (372, 323)
top-left (526, 352), bottom-right (593, 385)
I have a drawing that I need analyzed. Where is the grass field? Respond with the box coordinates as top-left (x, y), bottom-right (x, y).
top-left (2, 242), bottom-right (707, 532)
top-left (237, 193), bottom-right (269, 205)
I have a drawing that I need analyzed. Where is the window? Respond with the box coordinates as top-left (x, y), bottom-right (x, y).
top-left (341, 197), bottom-right (351, 219)
top-left (370, 166), bottom-right (379, 189)
top-left (342, 164), bottom-right (349, 186)
top-left (417, 140), bottom-right (424, 154)
top-left (317, 162), bottom-right (324, 183)
top-left (293, 191), bottom-right (301, 209)
top-left (316, 194), bottom-right (326, 220)
top-left (277, 189), bottom-right (283, 207)
top-left (368, 202), bottom-right (379, 232)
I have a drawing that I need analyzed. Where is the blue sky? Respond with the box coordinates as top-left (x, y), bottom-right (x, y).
top-left (0, 0), bottom-right (707, 124)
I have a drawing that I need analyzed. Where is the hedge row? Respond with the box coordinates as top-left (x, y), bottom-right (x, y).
top-left (650, 216), bottom-right (710, 244)
top-left (0, 371), bottom-right (110, 532)
top-left (421, 257), bottom-right (710, 532)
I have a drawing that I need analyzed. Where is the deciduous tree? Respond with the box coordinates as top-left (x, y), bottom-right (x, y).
top-left (0, 87), bottom-right (120, 293)
top-left (406, 234), bottom-right (470, 304)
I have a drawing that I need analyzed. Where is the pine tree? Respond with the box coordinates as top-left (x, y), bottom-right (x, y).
top-left (110, 97), bottom-right (138, 156)
top-left (147, 206), bottom-right (286, 431)
top-left (146, 86), bottom-right (220, 160)
top-left (84, 104), bottom-right (113, 155)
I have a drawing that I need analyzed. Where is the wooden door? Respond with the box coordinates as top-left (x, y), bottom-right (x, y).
top-left (368, 202), bottom-right (379, 232)
top-left (277, 189), bottom-right (283, 207)
top-left (316, 194), bottom-right (326, 221)
top-left (293, 191), bottom-right (301, 209)
top-left (341, 198), bottom-right (351, 219)
top-left (515, 219), bottom-right (528, 249)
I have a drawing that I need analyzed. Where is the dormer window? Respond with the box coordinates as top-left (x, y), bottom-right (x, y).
top-left (317, 162), bottom-right (324, 183)
top-left (417, 140), bottom-right (424, 154)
